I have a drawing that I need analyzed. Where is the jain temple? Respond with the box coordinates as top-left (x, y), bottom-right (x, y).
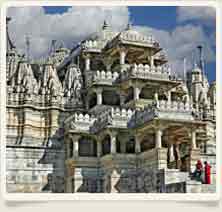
top-left (6, 19), bottom-right (216, 193)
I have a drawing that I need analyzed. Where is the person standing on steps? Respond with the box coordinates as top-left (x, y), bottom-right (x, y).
top-left (193, 160), bottom-right (203, 181)
top-left (204, 161), bottom-right (211, 184)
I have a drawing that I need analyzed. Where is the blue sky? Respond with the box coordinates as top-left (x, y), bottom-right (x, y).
top-left (9, 6), bottom-right (216, 82)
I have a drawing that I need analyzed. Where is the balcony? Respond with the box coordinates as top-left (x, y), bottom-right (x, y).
top-left (91, 107), bottom-right (135, 133)
top-left (130, 100), bottom-right (194, 128)
top-left (66, 100), bottom-right (194, 133)
top-left (89, 70), bottom-right (120, 87)
top-left (120, 64), bottom-right (172, 82)
top-left (66, 113), bottom-right (96, 132)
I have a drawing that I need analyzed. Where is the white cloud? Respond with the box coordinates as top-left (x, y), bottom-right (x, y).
top-left (135, 24), bottom-right (215, 75)
top-left (177, 6), bottom-right (216, 24)
top-left (7, 6), bottom-right (215, 76)
top-left (7, 6), bottom-right (129, 58)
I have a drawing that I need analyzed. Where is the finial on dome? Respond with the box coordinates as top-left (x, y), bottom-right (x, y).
top-left (102, 20), bottom-right (109, 30)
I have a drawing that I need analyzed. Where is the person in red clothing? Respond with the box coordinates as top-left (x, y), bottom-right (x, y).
top-left (204, 161), bottom-right (211, 184)
top-left (194, 160), bottom-right (203, 181)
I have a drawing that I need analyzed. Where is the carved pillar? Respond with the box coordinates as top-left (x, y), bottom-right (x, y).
top-left (169, 144), bottom-right (175, 162)
top-left (84, 55), bottom-right (91, 86)
top-left (110, 132), bottom-right (117, 154)
top-left (175, 143), bottom-right (181, 169)
top-left (155, 129), bottom-right (162, 148)
top-left (150, 55), bottom-right (154, 67)
top-left (97, 140), bottom-right (102, 157)
top-left (133, 86), bottom-right (141, 101)
top-left (167, 91), bottom-right (171, 103)
top-left (71, 135), bottom-right (80, 158)
top-left (120, 50), bottom-right (126, 65)
top-left (154, 91), bottom-right (159, 108)
top-left (96, 88), bottom-right (103, 105)
top-left (85, 56), bottom-right (90, 71)
top-left (135, 135), bottom-right (141, 153)
top-left (191, 128), bottom-right (197, 149)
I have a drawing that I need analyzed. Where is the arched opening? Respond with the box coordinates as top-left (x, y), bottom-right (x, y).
top-left (102, 135), bottom-right (111, 156)
top-left (126, 138), bottom-right (135, 153)
top-left (102, 90), bottom-right (120, 106)
top-left (89, 92), bottom-right (97, 109)
top-left (78, 136), bottom-right (97, 157)
top-left (141, 135), bottom-right (155, 152)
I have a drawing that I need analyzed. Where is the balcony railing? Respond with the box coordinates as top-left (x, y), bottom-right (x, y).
top-left (66, 101), bottom-right (199, 133)
top-left (120, 64), bottom-right (172, 81)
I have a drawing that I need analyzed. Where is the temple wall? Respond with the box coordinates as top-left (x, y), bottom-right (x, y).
top-left (6, 106), bottom-right (66, 193)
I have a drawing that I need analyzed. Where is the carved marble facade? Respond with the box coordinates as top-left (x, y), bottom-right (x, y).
top-left (6, 20), bottom-right (216, 193)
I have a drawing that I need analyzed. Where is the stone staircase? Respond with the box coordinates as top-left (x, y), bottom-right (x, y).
top-left (164, 168), bottom-right (216, 193)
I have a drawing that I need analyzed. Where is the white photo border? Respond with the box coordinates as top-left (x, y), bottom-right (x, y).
top-left (0, 0), bottom-right (221, 202)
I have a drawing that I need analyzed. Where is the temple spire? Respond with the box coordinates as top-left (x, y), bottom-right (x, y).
top-left (6, 17), bottom-right (16, 52)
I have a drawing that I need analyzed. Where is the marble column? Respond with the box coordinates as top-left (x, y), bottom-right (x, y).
top-left (133, 86), bottom-right (141, 101)
top-left (154, 92), bottom-right (159, 107)
top-left (175, 143), bottom-right (181, 169)
top-left (150, 55), bottom-right (154, 67)
top-left (167, 91), bottom-right (171, 103)
top-left (120, 50), bottom-right (126, 65)
top-left (169, 144), bottom-right (175, 162)
top-left (110, 132), bottom-right (117, 154)
top-left (85, 56), bottom-right (90, 70)
top-left (191, 129), bottom-right (197, 149)
top-left (72, 135), bottom-right (80, 157)
top-left (155, 129), bottom-right (162, 148)
top-left (96, 89), bottom-right (103, 105)
top-left (135, 137), bottom-right (141, 153)
top-left (97, 140), bottom-right (102, 157)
